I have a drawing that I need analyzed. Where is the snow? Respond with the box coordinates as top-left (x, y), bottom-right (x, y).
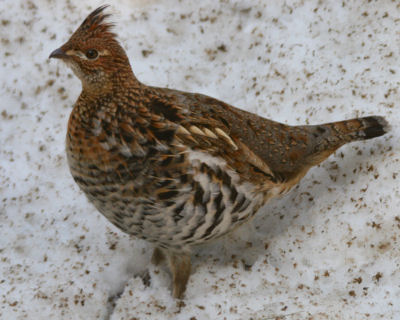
top-left (0, 0), bottom-right (399, 319)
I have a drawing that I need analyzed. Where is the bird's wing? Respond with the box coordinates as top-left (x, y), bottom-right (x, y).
top-left (145, 87), bottom-right (284, 185)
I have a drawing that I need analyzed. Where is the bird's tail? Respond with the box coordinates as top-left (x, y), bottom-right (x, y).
top-left (302, 115), bottom-right (390, 166)
top-left (323, 116), bottom-right (390, 142)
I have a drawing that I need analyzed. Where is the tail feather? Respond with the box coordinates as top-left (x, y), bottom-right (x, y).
top-left (358, 116), bottom-right (390, 140)
top-left (304, 115), bottom-right (389, 167)
top-left (322, 115), bottom-right (390, 142)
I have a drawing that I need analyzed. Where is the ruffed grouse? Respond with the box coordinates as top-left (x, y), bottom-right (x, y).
top-left (49, 6), bottom-right (389, 298)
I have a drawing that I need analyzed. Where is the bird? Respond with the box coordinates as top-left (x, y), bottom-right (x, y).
top-left (49, 5), bottom-right (389, 299)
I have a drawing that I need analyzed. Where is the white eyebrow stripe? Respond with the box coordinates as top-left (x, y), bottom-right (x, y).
top-left (98, 49), bottom-right (110, 56)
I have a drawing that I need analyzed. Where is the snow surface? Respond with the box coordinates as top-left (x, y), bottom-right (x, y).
top-left (0, 0), bottom-right (399, 319)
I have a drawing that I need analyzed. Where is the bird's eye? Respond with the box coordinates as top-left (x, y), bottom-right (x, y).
top-left (85, 49), bottom-right (98, 60)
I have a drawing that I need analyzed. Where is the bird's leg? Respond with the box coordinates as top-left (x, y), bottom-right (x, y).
top-left (151, 247), bottom-right (166, 266)
top-left (167, 251), bottom-right (192, 299)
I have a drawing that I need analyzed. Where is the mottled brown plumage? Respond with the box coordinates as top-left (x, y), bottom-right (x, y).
top-left (50, 6), bottom-right (389, 298)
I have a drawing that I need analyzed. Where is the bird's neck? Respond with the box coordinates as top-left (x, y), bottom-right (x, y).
top-left (76, 74), bottom-right (143, 124)
top-left (81, 65), bottom-right (141, 97)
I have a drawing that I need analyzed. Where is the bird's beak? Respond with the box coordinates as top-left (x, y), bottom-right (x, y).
top-left (49, 47), bottom-right (67, 59)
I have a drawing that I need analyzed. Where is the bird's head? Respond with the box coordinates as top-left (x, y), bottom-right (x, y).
top-left (50, 5), bottom-right (135, 93)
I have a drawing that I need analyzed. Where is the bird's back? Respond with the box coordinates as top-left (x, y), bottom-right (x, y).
top-left (152, 87), bottom-right (388, 186)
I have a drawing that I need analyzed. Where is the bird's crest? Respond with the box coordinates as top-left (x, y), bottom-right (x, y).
top-left (71, 5), bottom-right (116, 41)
